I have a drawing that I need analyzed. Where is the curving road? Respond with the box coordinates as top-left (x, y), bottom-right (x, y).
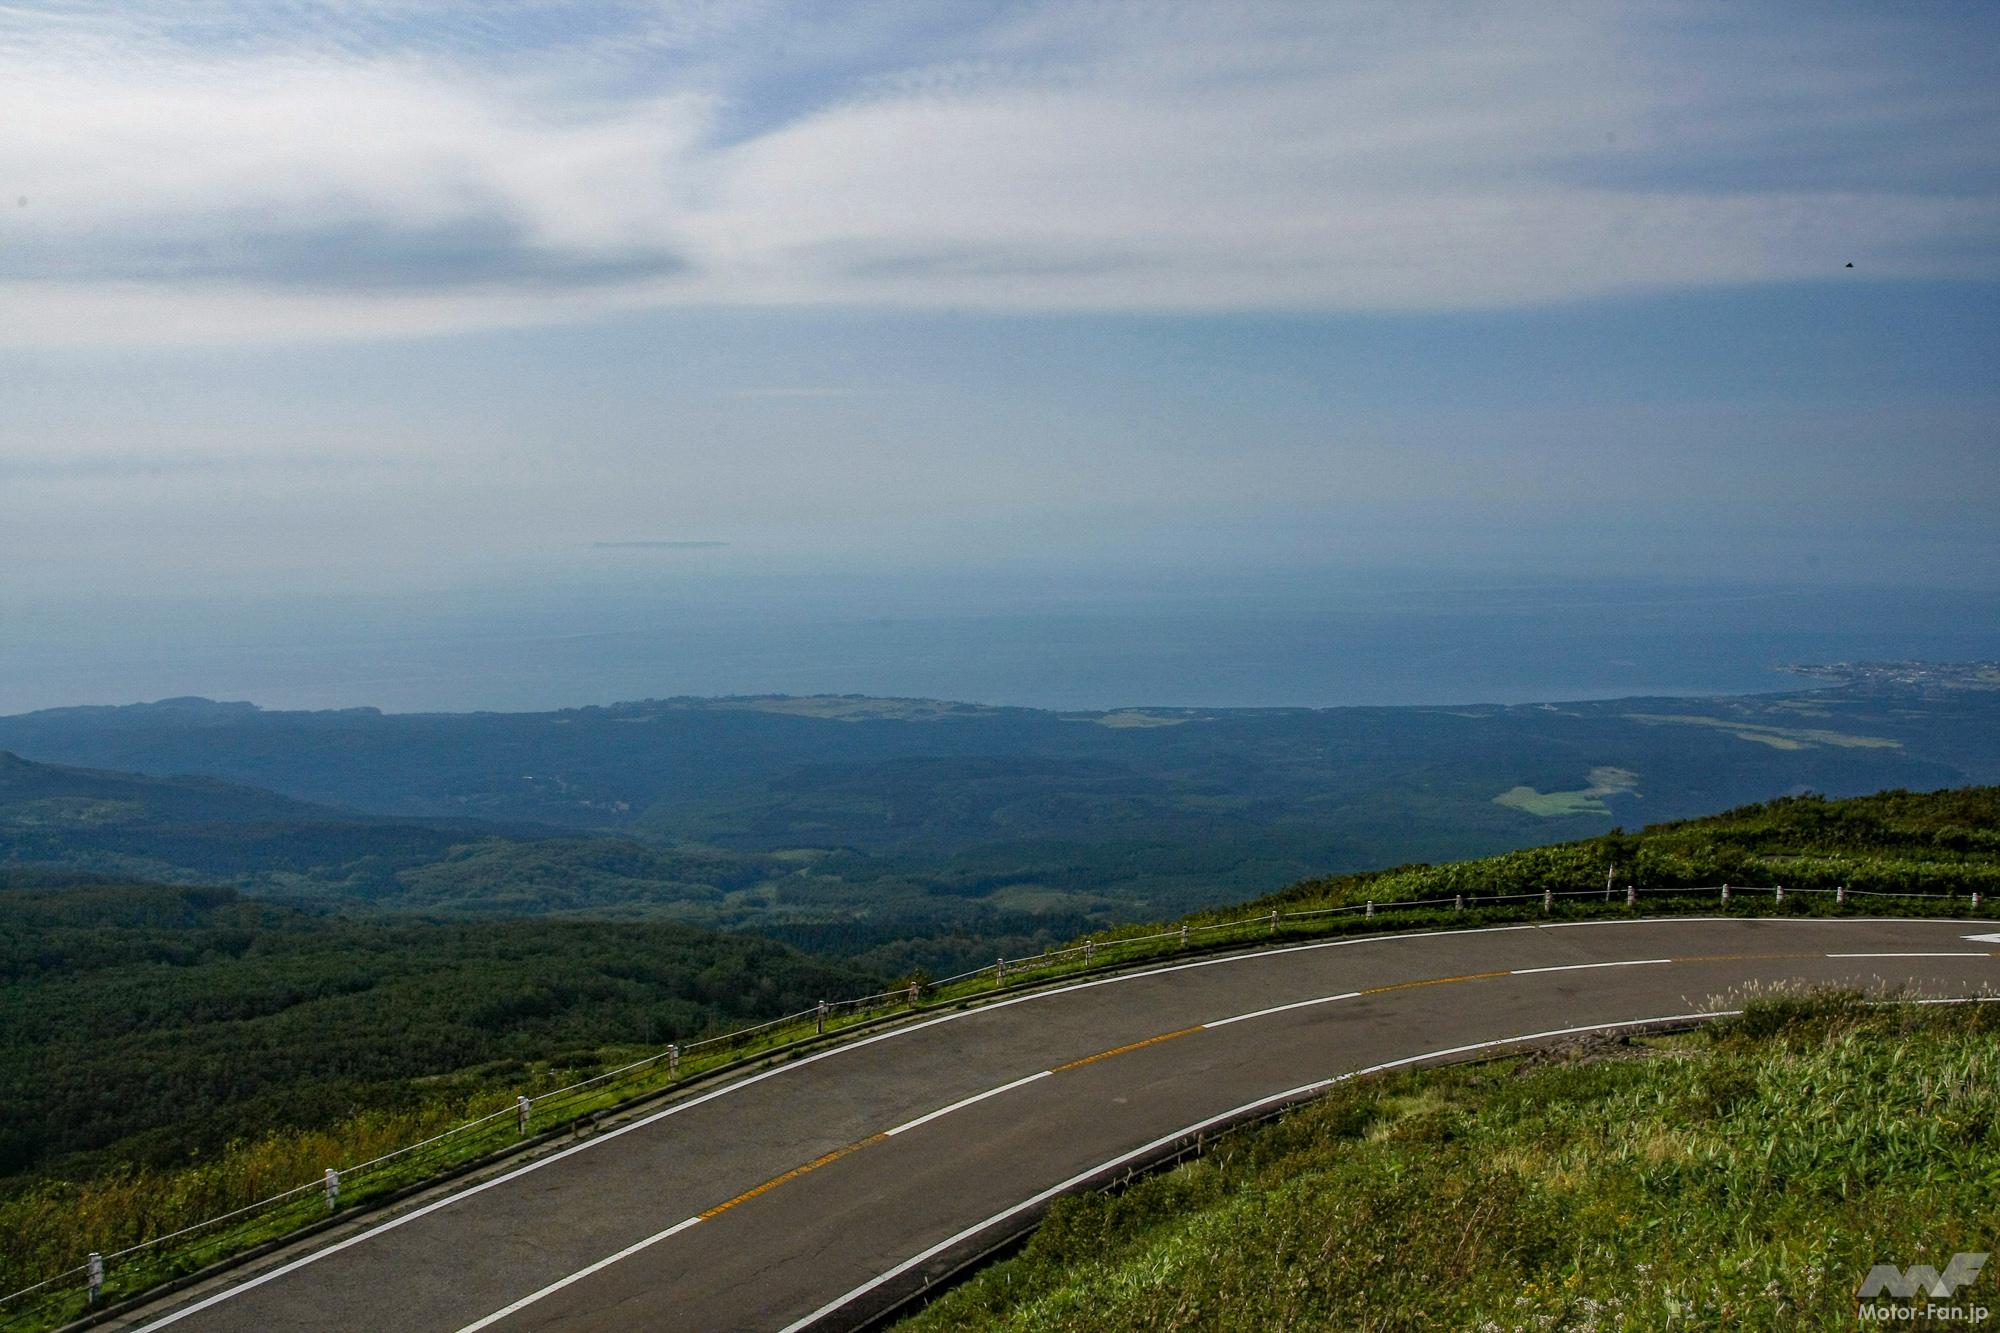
top-left (110, 917), bottom-right (2000, 1333)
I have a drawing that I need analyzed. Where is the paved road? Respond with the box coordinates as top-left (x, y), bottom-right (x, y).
top-left (113, 917), bottom-right (2000, 1333)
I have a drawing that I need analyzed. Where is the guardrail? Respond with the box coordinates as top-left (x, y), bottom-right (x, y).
top-left (4, 880), bottom-right (1992, 1330)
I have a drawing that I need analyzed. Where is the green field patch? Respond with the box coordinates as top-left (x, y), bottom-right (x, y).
top-left (986, 884), bottom-right (1124, 915)
top-left (1735, 731), bottom-right (1806, 750)
top-left (1493, 766), bottom-right (1638, 817)
top-left (1063, 709), bottom-right (1202, 728)
top-left (8, 797), bottom-right (148, 827)
top-left (1624, 713), bottom-right (1901, 750)
top-left (707, 696), bottom-right (998, 722)
top-left (766, 847), bottom-right (835, 863)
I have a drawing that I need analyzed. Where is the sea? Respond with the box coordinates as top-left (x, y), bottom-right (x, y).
top-left (4, 569), bottom-right (1998, 716)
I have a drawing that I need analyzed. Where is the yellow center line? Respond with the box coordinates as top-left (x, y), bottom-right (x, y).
top-left (1051, 1025), bottom-right (1205, 1073)
top-left (1358, 969), bottom-right (1512, 996)
top-left (698, 1132), bottom-right (889, 1219)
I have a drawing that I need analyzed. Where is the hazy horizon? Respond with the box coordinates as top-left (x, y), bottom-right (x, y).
top-left (6, 567), bottom-right (1997, 719)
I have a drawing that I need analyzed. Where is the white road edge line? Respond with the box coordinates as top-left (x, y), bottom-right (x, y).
top-left (773, 1009), bottom-right (1741, 1333)
top-left (123, 916), bottom-right (1958, 1330)
top-left (453, 1217), bottom-right (702, 1333)
top-left (886, 1072), bottom-right (1052, 1137)
top-left (1535, 916), bottom-right (1992, 928)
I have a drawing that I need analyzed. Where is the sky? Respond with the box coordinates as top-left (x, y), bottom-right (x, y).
top-left (1, 0), bottom-right (1997, 606)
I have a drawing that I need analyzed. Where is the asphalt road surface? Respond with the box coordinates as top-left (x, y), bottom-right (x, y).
top-left (110, 917), bottom-right (2000, 1333)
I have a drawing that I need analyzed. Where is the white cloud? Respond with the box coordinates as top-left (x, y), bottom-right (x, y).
top-left (0, 1), bottom-right (1993, 345)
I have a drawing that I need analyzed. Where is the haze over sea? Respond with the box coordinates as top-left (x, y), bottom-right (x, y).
top-left (6, 570), bottom-right (1997, 718)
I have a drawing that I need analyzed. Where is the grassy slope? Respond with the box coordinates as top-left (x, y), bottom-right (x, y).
top-left (1224, 786), bottom-right (2000, 918)
top-left (903, 993), bottom-right (2000, 1332)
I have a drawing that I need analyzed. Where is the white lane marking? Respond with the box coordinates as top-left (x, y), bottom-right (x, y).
top-left (453, 1217), bottom-right (702, 1333)
top-left (127, 915), bottom-right (1966, 1329)
top-left (774, 1009), bottom-right (1739, 1333)
top-left (1203, 991), bottom-right (1361, 1027)
top-left (1511, 959), bottom-right (1670, 975)
top-left (1963, 933), bottom-right (2000, 944)
top-left (1826, 952), bottom-right (1995, 958)
top-left (886, 1072), bottom-right (1052, 1137)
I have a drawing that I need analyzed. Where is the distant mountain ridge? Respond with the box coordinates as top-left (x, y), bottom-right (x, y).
top-left (0, 747), bottom-right (338, 820)
top-left (0, 749), bottom-right (567, 899)
top-left (2, 674), bottom-right (1995, 967)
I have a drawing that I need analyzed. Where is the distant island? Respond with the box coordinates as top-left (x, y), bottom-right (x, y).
top-left (589, 540), bottom-right (729, 549)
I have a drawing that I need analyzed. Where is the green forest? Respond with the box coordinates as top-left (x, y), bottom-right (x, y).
top-left (0, 877), bottom-right (873, 1183)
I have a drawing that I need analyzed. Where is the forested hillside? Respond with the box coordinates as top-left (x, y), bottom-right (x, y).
top-left (0, 878), bottom-right (876, 1182)
top-left (0, 749), bottom-right (561, 894)
top-left (3, 672), bottom-right (1997, 966)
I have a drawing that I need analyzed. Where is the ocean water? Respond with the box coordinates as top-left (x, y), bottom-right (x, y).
top-left (3, 571), bottom-right (1997, 716)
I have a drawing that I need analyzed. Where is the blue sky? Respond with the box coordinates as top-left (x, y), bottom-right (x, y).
top-left (0, 1), bottom-right (1995, 600)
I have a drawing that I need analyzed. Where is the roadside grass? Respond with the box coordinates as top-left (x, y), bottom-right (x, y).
top-left (1249, 788), bottom-right (2000, 915)
top-left (899, 991), bottom-right (2000, 1332)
